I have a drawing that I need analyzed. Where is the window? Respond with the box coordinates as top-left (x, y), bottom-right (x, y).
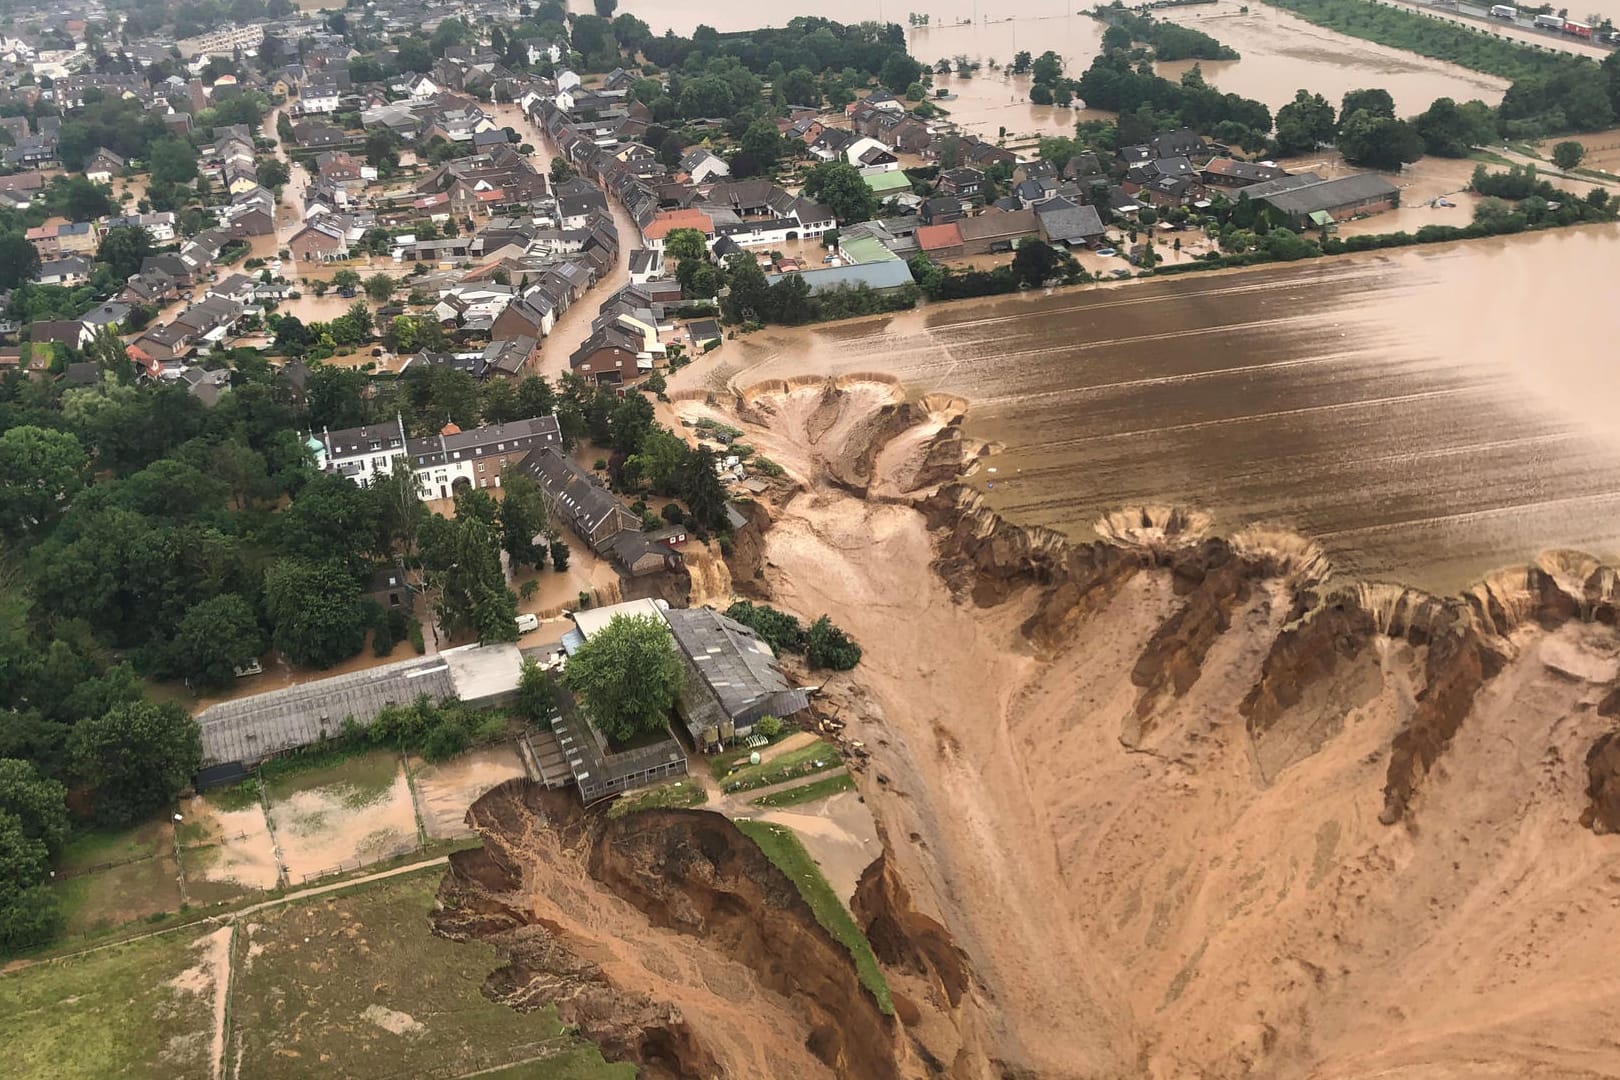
top-left (497, 442), bottom-right (505, 451)
top-left (452, 451), bottom-right (461, 459)
top-left (369, 440), bottom-right (380, 450)
top-left (477, 461), bottom-right (485, 473)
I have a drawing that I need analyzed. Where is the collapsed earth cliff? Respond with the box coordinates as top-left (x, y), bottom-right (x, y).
top-left (443, 376), bottom-right (1620, 1080)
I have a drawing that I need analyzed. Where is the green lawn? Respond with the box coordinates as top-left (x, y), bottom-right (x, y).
top-left (750, 770), bottom-right (856, 808)
top-left (607, 778), bottom-right (708, 818)
top-left (261, 747), bottom-right (402, 807)
top-left (229, 872), bottom-right (631, 1079)
top-left (0, 928), bottom-right (219, 1079)
top-left (52, 818), bottom-right (183, 936)
top-left (734, 820), bottom-right (893, 1015)
top-left (706, 728), bottom-right (800, 780)
top-left (716, 740), bottom-right (843, 794)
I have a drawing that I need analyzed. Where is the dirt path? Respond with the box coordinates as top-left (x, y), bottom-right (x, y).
top-left (202, 925), bottom-right (233, 1080)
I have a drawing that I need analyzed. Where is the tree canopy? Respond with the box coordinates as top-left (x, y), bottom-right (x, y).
top-left (564, 614), bottom-right (683, 743)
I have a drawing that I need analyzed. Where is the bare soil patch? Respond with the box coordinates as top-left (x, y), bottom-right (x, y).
top-left (176, 791), bottom-right (281, 902)
top-left (264, 752), bottom-right (420, 883)
top-left (408, 745), bottom-right (528, 839)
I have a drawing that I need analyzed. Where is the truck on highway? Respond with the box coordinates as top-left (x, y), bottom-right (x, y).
top-left (1488, 4), bottom-right (1517, 18)
top-left (1562, 18), bottom-right (1594, 37)
top-left (1533, 13), bottom-right (1564, 28)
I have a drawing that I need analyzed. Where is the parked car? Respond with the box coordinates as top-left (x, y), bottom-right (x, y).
top-left (1110, 268), bottom-right (1131, 279)
top-left (515, 612), bottom-right (539, 633)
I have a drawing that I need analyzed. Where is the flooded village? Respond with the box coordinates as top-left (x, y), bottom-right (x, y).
top-left (3, 0), bottom-right (1620, 1077)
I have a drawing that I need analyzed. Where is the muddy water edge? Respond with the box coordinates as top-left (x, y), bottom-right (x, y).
top-left (708, 225), bottom-right (1620, 594)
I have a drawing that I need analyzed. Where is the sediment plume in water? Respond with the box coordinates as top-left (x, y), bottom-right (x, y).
top-left (445, 377), bottom-right (1620, 1079)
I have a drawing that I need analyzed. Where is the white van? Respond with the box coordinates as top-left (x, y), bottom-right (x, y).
top-left (1489, 4), bottom-right (1517, 18)
top-left (515, 613), bottom-right (539, 634)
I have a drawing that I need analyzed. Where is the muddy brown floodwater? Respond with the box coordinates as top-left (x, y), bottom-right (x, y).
top-left (712, 225), bottom-right (1620, 594)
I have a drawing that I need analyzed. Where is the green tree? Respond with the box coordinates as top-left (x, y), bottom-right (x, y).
top-left (498, 468), bottom-right (550, 570)
top-left (802, 160), bottom-right (878, 224)
top-left (148, 135), bottom-right (199, 186)
top-left (780, 67), bottom-right (820, 106)
top-left (625, 427), bottom-right (690, 495)
top-left (741, 119), bottom-right (784, 170)
top-left (1414, 97), bottom-right (1497, 157)
top-left (1337, 110), bottom-right (1424, 170)
top-left (0, 426), bottom-right (89, 540)
top-left (514, 374), bottom-right (556, 418)
top-left (95, 225), bottom-right (153, 280)
top-left (364, 273), bottom-right (397, 301)
top-left (420, 505), bottom-right (518, 644)
top-left (257, 156), bottom-right (290, 188)
top-left (679, 444), bottom-right (728, 532)
top-left (174, 594), bottom-right (265, 690)
top-left (1340, 87), bottom-right (1395, 120)
top-left (1011, 238), bottom-right (1061, 286)
top-left (564, 614), bottom-right (681, 742)
top-left (71, 700), bottom-right (201, 826)
top-left (724, 600), bottom-right (806, 654)
top-left (1031, 50), bottom-right (1063, 85)
top-left (0, 233), bottom-right (41, 290)
top-left (516, 655), bottom-right (552, 722)
top-left (594, 0), bottom-right (617, 15)
top-left (879, 52), bottom-right (923, 93)
top-left (664, 227), bottom-right (708, 262)
top-left (0, 759), bottom-right (70, 858)
top-left (332, 268), bottom-right (362, 292)
top-left (1552, 140), bottom-right (1586, 170)
top-left (806, 615), bottom-right (862, 671)
top-left (263, 559), bottom-right (368, 668)
top-left (549, 157), bottom-right (575, 184)
top-left (1274, 89), bottom-right (1336, 156)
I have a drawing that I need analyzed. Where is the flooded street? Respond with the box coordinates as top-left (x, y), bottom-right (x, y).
top-left (707, 225), bottom-right (1620, 593)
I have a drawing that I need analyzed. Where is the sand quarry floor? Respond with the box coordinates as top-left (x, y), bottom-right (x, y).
top-left (665, 379), bottom-right (1620, 1079)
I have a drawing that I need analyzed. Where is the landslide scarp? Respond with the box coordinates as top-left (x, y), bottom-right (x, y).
top-left (434, 781), bottom-right (906, 1080)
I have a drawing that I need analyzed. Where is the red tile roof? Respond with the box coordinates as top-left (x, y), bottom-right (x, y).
top-left (916, 223), bottom-right (963, 251)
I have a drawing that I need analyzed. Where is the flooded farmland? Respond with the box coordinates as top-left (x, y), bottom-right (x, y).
top-left (707, 225), bottom-right (1620, 594)
top-left (617, 0), bottom-right (1513, 123)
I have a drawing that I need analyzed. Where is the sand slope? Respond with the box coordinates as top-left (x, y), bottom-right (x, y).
top-left (673, 379), bottom-right (1620, 1079)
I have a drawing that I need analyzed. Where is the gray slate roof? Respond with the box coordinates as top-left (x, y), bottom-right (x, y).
top-left (764, 260), bottom-right (915, 294)
top-left (197, 654), bottom-right (456, 766)
top-left (664, 607), bottom-right (811, 733)
top-left (1249, 172), bottom-right (1401, 217)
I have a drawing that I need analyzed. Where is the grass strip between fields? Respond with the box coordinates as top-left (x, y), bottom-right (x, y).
top-left (715, 740), bottom-right (843, 793)
top-left (733, 819), bottom-right (893, 1015)
top-left (1261, 0), bottom-right (1590, 81)
top-left (749, 771), bottom-right (856, 808)
top-left (606, 779), bottom-right (708, 817)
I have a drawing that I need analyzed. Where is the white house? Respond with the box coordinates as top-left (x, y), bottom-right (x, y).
top-left (298, 81), bottom-right (341, 114)
top-left (403, 73), bottom-right (441, 100)
top-left (681, 148), bottom-right (730, 185)
top-left (314, 414), bottom-right (563, 498)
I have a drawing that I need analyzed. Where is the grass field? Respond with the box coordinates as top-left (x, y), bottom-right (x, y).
top-left (229, 872), bottom-right (632, 1079)
top-left (607, 778), bottom-right (708, 817)
top-left (750, 770), bottom-right (856, 808)
top-left (1, 928), bottom-right (220, 1079)
top-left (716, 740), bottom-right (842, 794)
top-left (734, 820), bottom-right (893, 1015)
top-left (52, 819), bottom-right (183, 935)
